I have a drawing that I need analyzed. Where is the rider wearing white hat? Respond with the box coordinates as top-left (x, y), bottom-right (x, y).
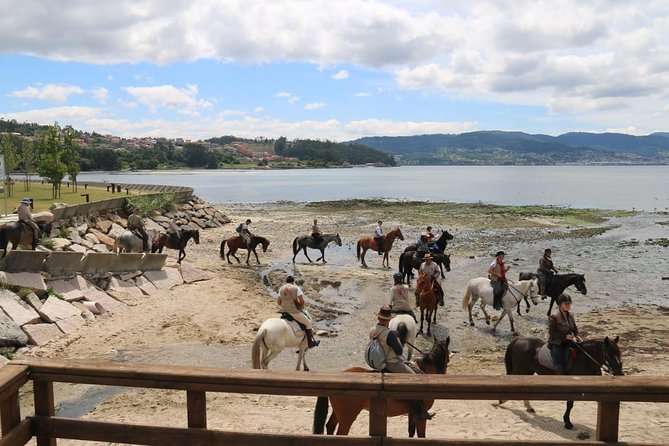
top-left (16, 198), bottom-right (39, 242)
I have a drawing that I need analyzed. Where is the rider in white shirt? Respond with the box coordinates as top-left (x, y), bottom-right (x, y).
top-left (419, 254), bottom-right (444, 306)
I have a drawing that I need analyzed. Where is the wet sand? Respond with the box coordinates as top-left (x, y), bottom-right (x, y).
top-left (16, 201), bottom-right (669, 444)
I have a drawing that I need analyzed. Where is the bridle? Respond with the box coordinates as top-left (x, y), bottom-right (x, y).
top-left (573, 341), bottom-right (621, 375)
top-left (506, 281), bottom-right (536, 304)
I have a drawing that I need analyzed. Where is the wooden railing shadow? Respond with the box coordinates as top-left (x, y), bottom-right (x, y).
top-left (0, 360), bottom-right (667, 446)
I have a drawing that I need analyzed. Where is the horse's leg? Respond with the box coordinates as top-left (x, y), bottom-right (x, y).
top-left (325, 411), bottom-right (338, 435)
top-left (303, 247), bottom-right (313, 263)
top-left (415, 419), bottom-right (428, 438)
top-left (261, 348), bottom-right (282, 369)
top-left (563, 401), bottom-right (574, 429)
top-left (432, 305), bottom-right (437, 324)
top-left (253, 248), bottom-right (261, 264)
top-left (439, 263), bottom-right (445, 278)
top-left (317, 248), bottom-right (326, 263)
top-left (360, 248), bottom-right (368, 268)
top-left (178, 249), bottom-right (185, 263)
top-left (418, 308), bottom-right (425, 335)
top-left (426, 310), bottom-right (432, 335)
top-left (525, 296), bottom-right (531, 313)
top-left (408, 415), bottom-right (416, 437)
top-left (547, 296), bottom-right (555, 317)
top-left (468, 302), bottom-right (475, 326)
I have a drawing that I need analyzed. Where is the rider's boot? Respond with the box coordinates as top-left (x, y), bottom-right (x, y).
top-left (307, 329), bottom-right (320, 348)
top-left (438, 288), bottom-right (444, 307)
top-left (411, 400), bottom-right (435, 421)
top-left (493, 293), bottom-right (501, 310)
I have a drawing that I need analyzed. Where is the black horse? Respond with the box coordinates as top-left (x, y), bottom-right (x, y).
top-left (404, 229), bottom-right (453, 254)
top-left (398, 251), bottom-right (451, 285)
top-left (151, 228), bottom-right (200, 263)
top-left (518, 272), bottom-right (587, 316)
top-left (292, 233), bottom-right (342, 263)
top-left (0, 220), bottom-right (52, 258)
top-left (499, 336), bottom-right (623, 429)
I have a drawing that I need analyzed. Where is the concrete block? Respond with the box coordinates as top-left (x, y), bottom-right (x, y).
top-left (0, 251), bottom-right (49, 272)
top-left (0, 272), bottom-right (47, 291)
top-left (22, 323), bottom-right (63, 346)
top-left (180, 264), bottom-right (214, 284)
top-left (43, 252), bottom-right (84, 274)
top-left (108, 277), bottom-right (145, 299)
top-left (38, 296), bottom-right (81, 323)
top-left (0, 311), bottom-right (29, 347)
top-left (139, 253), bottom-right (168, 271)
top-left (56, 315), bottom-right (85, 334)
top-left (0, 289), bottom-right (42, 326)
top-left (143, 267), bottom-right (183, 290)
top-left (115, 254), bottom-right (144, 271)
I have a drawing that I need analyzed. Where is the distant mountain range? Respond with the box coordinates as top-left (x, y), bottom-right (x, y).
top-left (353, 131), bottom-right (669, 165)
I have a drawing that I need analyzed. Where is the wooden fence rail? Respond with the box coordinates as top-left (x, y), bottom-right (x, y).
top-left (0, 360), bottom-right (667, 446)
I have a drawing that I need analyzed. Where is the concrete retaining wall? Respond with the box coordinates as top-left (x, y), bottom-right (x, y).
top-left (0, 251), bottom-right (166, 274)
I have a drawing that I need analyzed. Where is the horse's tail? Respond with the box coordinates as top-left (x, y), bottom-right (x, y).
top-left (461, 282), bottom-right (472, 310)
top-left (356, 240), bottom-right (361, 260)
top-left (396, 322), bottom-right (408, 346)
top-left (504, 337), bottom-right (519, 375)
top-left (251, 328), bottom-right (265, 369)
top-left (313, 396), bottom-right (330, 434)
top-left (220, 239), bottom-right (227, 260)
top-left (398, 252), bottom-right (404, 274)
top-left (292, 237), bottom-right (299, 255)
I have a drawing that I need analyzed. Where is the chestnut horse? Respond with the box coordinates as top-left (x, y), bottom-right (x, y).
top-left (356, 227), bottom-right (404, 268)
top-left (220, 235), bottom-right (270, 265)
top-left (313, 337), bottom-right (450, 438)
top-left (416, 272), bottom-right (439, 335)
top-left (151, 228), bottom-right (200, 263)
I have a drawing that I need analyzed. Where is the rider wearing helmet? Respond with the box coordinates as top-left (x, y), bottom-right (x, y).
top-left (548, 293), bottom-right (582, 374)
top-left (389, 272), bottom-right (417, 322)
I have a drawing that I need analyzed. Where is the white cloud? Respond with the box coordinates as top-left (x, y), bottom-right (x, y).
top-left (276, 91), bottom-right (300, 104)
top-left (123, 84), bottom-right (213, 115)
top-left (8, 84), bottom-right (84, 103)
top-left (345, 119), bottom-right (478, 138)
top-left (354, 92), bottom-right (371, 97)
top-left (332, 69), bottom-right (349, 80)
top-left (91, 87), bottom-right (109, 103)
top-left (0, 106), bottom-right (100, 123)
top-left (254, 107), bottom-right (264, 112)
top-left (304, 102), bottom-right (326, 110)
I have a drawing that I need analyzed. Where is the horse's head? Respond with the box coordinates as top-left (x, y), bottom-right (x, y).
top-left (526, 278), bottom-right (540, 305)
top-left (260, 237), bottom-right (270, 252)
top-left (439, 230), bottom-right (454, 242)
top-left (574, 274), bottom-right (587, 295)
top-left (416, 272), bottom-right (431, 292)
top-left (396, 228), bottom-right (404, 241)
top-left (415, 336), bottom-right (450, 374)
top-left (334, 233), bottom-right (342, 246)
top-left (185, 228), bottom-right (200, 244)
top-left (602, 336), bottom-right (623, 376)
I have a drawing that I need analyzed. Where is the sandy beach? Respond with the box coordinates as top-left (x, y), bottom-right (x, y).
top-left (15, 200), bottom-right (669, 444)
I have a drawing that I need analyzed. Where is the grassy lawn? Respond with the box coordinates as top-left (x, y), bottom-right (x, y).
top-left (2, 182), bottom-right (142, 213)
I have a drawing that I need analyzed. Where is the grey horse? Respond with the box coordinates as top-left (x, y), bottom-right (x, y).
top-left (292, 233), bottom-right (342, 263)
top-left (114, 230), bottom-right (160, 253)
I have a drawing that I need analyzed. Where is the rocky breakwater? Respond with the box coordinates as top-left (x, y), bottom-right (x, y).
top-left (0, 196), bottom-right (227, 360)
top-left (45, 195), bottom-right (230, 254)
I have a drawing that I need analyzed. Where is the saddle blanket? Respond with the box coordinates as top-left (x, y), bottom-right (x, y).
top-left (537, 344), bottom-right (556, 370)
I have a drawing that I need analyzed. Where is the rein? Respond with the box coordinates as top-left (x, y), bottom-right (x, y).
top-left (573, 342), bottom-right (614, 375)
top-left (506, 283), bottom-right (529, 304)
top-left (404, 340), bottom-right (425, 355)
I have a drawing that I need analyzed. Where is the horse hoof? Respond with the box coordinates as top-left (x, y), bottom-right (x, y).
top-left (526, 408), bottom-right (536, 413)
top-left (304, 367), bottom-right (310, 372)
top-left (564, 420), bottom-right (573, 430)
top-left (469, 322), bottom-right (474, 327)
top-left (485, 320), bottom-right (490, 325)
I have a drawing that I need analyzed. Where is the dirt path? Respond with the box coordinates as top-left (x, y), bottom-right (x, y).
top-left (15, 202), bottom-right (669, 444)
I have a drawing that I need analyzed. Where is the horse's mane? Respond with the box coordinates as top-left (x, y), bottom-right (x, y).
top-left (415, 339), bottom-right (449, 374)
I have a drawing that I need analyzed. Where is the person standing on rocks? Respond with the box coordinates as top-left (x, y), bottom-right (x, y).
top-left (277, 275), bottom-right (320, 349)
top-left (127, 208), bottom-right (149, 253)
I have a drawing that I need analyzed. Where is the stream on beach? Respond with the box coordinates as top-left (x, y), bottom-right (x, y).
top-left (52, 211), bottom-right (669, 422)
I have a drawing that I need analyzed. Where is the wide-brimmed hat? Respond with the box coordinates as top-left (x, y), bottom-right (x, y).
top-left (375, 306), bottom-right (395, 321)
top-left (423, 253), bottom-right (433, 260)
top-left (495, 251), bottom-right (505, 257)
top-left (20, 198), bottom-right (31, 204)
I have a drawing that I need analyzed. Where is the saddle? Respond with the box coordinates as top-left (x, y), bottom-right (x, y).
top-left (538, 343), bottom-right (577, 372)
top-left (280, 312), bottom-right (307, 336)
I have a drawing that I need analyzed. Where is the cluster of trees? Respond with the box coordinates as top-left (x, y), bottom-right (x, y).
top-left (273, 137), bottom-right (396, 166)
top-left (1, 122), bottom-right (79, 199)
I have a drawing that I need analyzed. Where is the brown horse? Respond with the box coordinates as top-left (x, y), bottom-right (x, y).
top-left (151, 228), bottom-right (200, 263)
top-left (498, 336), bottom-right (623, 430)
top-left (219, 234), bottom-right (270, 265)
top-left (416, 272), bottom-right (438, 335)
top-left (0, 219), bottom-right (52, 258)
top-left (356, 227), bottom-right (404, 268)
top-left (313, 337), bottom-right (450, 438)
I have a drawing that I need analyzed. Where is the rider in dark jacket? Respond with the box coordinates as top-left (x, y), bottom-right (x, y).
top-left (548, 293), bottom-right (581, 374)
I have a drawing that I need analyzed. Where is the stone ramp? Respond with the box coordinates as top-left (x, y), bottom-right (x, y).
top-left (0, 251), bottom-right (49, 272)
top-left (0, 251), bottom-right (167, 274)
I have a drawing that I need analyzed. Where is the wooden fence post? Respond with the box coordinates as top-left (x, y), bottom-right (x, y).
top-left (187, 391), bottom-right (207, 429)
top-left (34, 380), bottom-right (56, 446)
top-left (596, 400), bottom-right (620, 442)
top-left (368, 397), bottom-right (387, 437)
top-left (0, 390), bottom-right (21, 436)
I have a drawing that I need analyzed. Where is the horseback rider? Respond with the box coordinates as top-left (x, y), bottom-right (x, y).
top-left (537, 248), bottom-right (558, 297)
top-left (370, 306), bottom-right (434, 421)
top-left (311, 219), bottom-right (323, 244)
top-left (277, 275), bottom-right (320, 348)
top-left (548, 293), bottom-right (581, 375)
top-left (167, 218), bottom-right (181, 244)
top-left (238, 219), bottom-right (253, 247)
top-left (389, 272), bottom-right (417, 322)
top-left (488, 251), bottom-right (510, 310)
top-left (416, 234), bottom-right (429, 259)
top-left (418, 253), bottom-right (444, 306)
top-left (374, 220), bottom-right (384, 255)
top-left (425, 226), bottom-right (438, 251)
top-left (16, 198), bottom-right (40, 243)
top-left (127, 208), bottom-right (149, 253)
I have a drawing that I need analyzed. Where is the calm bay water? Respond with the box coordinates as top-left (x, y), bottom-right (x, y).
top-left (77, 165), bottom-right (669, 211)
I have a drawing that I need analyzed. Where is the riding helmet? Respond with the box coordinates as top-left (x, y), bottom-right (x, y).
top-left (20, 198), bottom-right (31, 204)
top-left (557, 293), bottom-right (572, 305)
top-left (393, 272), bottom-right (403, 283)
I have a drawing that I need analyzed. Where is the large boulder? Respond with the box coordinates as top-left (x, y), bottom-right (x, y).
top-left (0, 311), bottom-right (29, 347)
top-left (0, 289), bottom-right (42, 326)
top-left (87, 229), bottom-right (115, 250)
top-left (38, 296), bottom-right (81, 323)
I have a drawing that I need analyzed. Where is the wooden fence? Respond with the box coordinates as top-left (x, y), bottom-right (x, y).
top-left (0, 360), bottom-right (667, 446)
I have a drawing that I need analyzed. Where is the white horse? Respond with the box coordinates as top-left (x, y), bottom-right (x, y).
top-left (113, 229), bottom-right (160, 253)
top-left (389, 314), bottom-right (418, 360)
top-left (251, 318), bottom-right (309, 371)
top-left (461, 278), bottom-right (539, 335)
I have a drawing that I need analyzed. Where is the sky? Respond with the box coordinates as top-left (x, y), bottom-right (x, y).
top-left (0, 0), bottom-right (668, 142)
